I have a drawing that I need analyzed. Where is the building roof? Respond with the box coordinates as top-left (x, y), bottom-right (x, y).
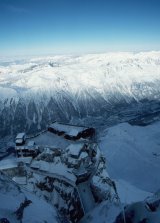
top-left (49, 122), bottom-right (89, 136)
top-left (16, 133), bottom-right (26, 139)
top-left (16, 145), bottom-right (39, 151)
top-left (66, 143), bottom-right (84, 157)
top-left (15, 139), bottom-right (23, 144)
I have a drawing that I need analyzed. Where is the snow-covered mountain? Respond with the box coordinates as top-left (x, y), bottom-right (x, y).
top-left (0, 51), bottom-right (160, 138)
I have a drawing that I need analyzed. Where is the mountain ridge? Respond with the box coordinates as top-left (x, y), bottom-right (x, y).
top-left (0, 51), bottom-right (160, 138)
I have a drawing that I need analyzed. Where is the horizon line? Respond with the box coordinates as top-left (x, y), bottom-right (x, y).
top-left (0, 49), bottom-right (160, 59)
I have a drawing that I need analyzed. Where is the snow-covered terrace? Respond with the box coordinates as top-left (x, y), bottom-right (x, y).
top-left (30, 160), bottom-right (76, 186)
top-left (26, 131), bottom-right (70, 150)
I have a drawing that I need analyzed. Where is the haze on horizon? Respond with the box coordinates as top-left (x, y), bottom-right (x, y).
top-left (0, 0), bottom-right (160, 56)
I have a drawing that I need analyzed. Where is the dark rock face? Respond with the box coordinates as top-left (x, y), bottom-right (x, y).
top-left (13, 99), bottom-right (27, 134)
top-left (14, 199), bottom-right (32, 221)
top-left (0, 107), bottom-right (12, 137)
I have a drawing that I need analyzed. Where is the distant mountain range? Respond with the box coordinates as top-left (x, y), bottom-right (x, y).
top-left (0, 51), bottom-right (160, 137)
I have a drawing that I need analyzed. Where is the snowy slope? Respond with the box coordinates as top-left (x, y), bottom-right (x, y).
top-left (99, 121), bottom-right (160, 192)
top-left (81, 121), bottom-right (160, 223)
top-left (115, 179), bottom-right (152, 204)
